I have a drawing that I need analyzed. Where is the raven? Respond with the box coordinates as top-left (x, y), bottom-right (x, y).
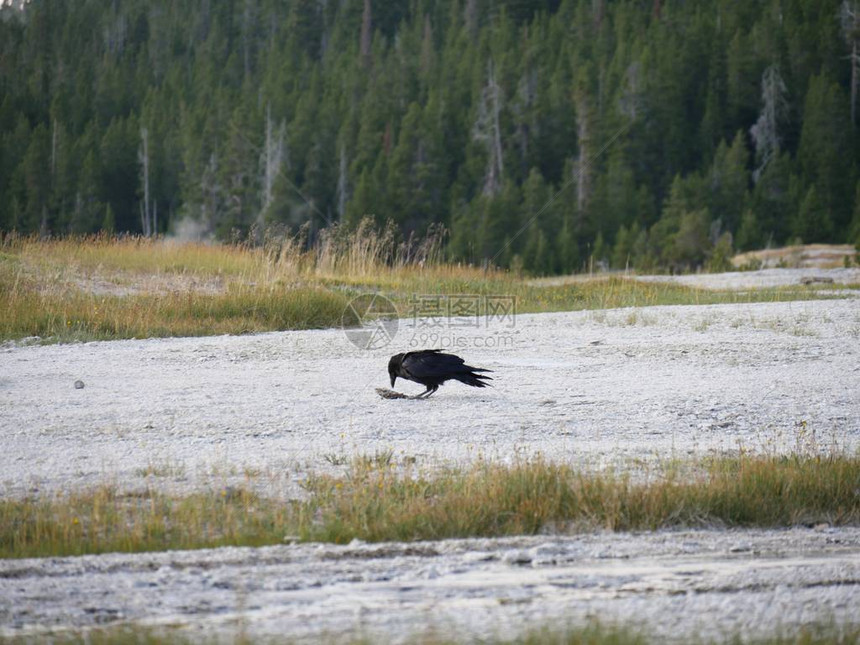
top-left (388, 349), bottom-right (492, 398)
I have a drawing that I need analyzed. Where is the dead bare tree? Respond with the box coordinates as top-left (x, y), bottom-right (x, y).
top-left (336, 144), bottom-right (348, 221)
top-left (360, 0), bottom-right (372, 67)
top-left (464, 0), bottom-right (478, 36)
top-left (260, 104), bottom-right (286, 227)
top-left (749, 65), bottom-right (788, 182)
top-left (574, 93), bottom-right (593, 215)
top-left (473, 59), bottom-right (504, 196)
top-left (619, 61), bottom-right (643, 120)
top-left (841, 0), bottom-right (860, 126)
top-left (242, 0), bottom-right (256, 79)
top-left (138, 126), bottom-right (154, 236)
top-left (513, 67), bottom-right (538, 169)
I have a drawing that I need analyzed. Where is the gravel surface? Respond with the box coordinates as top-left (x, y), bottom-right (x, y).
top-left (635, 267), bottom-right (860, 290)
top-left (2, 296), bottom-right (858, 499)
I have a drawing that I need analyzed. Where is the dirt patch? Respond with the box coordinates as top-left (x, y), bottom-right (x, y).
top-left (62, 270), bottom-right (227, 297)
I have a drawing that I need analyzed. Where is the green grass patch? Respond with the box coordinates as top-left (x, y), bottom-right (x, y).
top-left (2, 454), bottom-right (858, 559)
top-left (380, 275), bottom-right (840, 318)
top-left (0, 615), bottom-right (856, 645)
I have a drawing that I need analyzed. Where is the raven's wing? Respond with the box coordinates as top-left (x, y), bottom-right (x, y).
top-left (401, 350), bottom-right (462, 379)
top-left (402, 350), bottom-right (492, 379)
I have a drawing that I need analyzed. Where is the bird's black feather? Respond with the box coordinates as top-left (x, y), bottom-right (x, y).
top-left (388, 350), bottom-right (492, 398)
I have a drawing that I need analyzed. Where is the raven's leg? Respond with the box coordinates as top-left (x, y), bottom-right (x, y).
top-left (412, 386), bottom-right (437, 399)
top-left (422, 385), bottom-right (439, 398)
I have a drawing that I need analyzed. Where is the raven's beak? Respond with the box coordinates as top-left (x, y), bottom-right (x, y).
top-left (390, 375), bottom-right (396, 388)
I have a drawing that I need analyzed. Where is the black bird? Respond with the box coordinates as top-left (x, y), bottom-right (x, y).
top-left (388, 349), bottom-right (492, 398)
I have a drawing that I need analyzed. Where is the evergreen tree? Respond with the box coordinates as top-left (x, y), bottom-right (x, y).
top-left (20, 123), bottom-right (51, 233)
top-left (736, 209), bottom-right (763, 252)
top-left (700, 35), bottom-right (729, 158)
top-left (72, 148), bottom-right (105, 234)
top-left (520, 167), bottom-right (556, 274)
top-left (611, 224), bottom-right (632, 269)
top-left (794, 185), bottom-right (833, 243)
top-left (796, 74), bottom-right (855, 239)
top-left (706, 130), bottom-right (749, 234)
top-left (99, 116), bottom-right (139, 233)
top-left (670, 208), bottom-right (712, 271)
top-left (850, 180), bottom-right (860, 246)
top-left (749, 150), bottom-right (794, 246)
top-left (708, 231), bottom-right (734, 272)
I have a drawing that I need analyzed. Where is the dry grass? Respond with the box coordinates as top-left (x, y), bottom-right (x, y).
top-left (0, 623), bottom-right (649, 645)
top-left (0, 234), bottom-right (357, 342)
top-left (0, 278), bottom-right (353, 342)
top-left (2, 453), bottom-right (858, 559)
top-left (2, 623), bottom-right (857, 645)
top-left (0, 230), bottom-right (846, 344)
top-left (0, 485), bottom-right (294, 559)
top-left (304, 452), bottom-right (860, 543)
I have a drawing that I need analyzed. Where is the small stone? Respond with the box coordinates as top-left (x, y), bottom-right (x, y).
top-left (502, 550), bottom-right (533, 565)
top-left (74, 380), bottom-right (85, 389)
top-left (800, 276), bottom-right (834, 285)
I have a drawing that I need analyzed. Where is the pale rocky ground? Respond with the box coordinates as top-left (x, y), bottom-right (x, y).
top-left (1, 267), bottom-right (859, 642)
top-left (2, 529), bottom-right (859, 644)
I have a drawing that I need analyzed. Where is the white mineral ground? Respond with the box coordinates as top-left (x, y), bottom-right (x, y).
top-left (1, 268), bottom-right (859, 642)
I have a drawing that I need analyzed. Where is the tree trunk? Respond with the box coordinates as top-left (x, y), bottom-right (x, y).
top-left (360, 0), bottom-right (372, 67)
top-left (139, 127), bottom-right (151, 237)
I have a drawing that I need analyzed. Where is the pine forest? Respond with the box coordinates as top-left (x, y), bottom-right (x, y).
top-left (2, 0), bottom-right (860, 273)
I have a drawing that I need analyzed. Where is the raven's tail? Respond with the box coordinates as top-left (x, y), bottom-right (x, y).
top-left (457, 369), bottom-right (493, 388)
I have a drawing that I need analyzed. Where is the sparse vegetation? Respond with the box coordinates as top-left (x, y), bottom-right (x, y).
top-left (134, 461), bottom-right (186, 479)
top-left (304, 452), bottom-right (860, 544)
top-left (2, 622), bottom-right (858, 645)
top-left (2, 452), bottom-right (858, 559)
